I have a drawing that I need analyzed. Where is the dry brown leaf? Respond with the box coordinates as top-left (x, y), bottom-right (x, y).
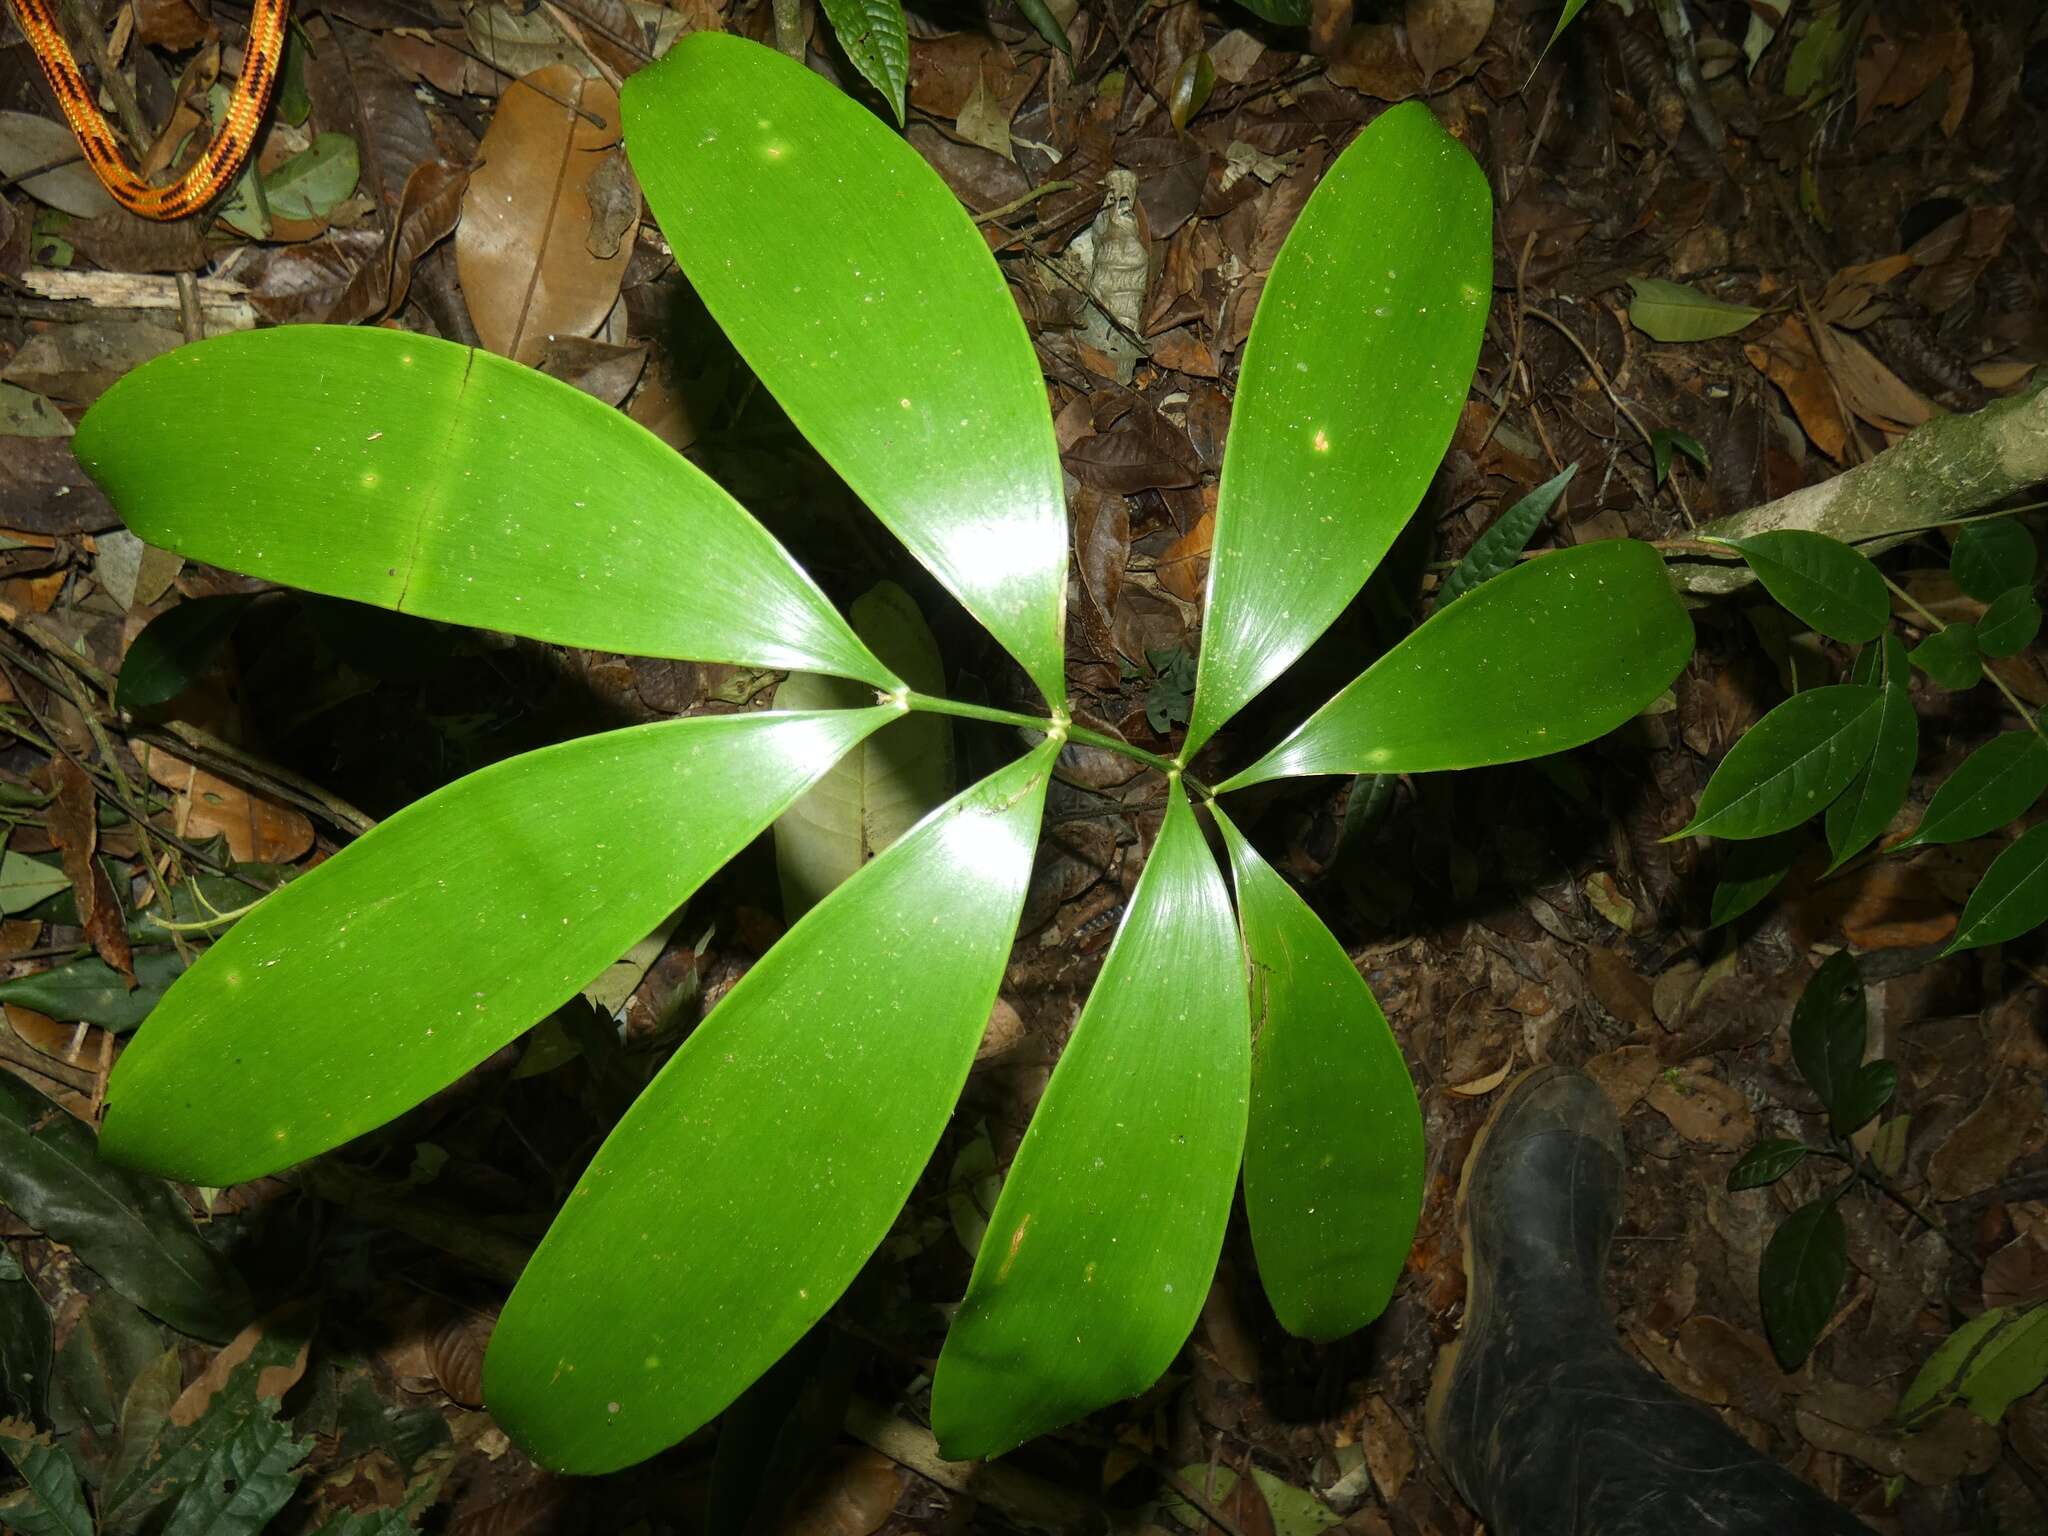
top-left (1361, 1393), bottom-right (1415, 1500)
top-left (773, 1446), bottom-right (902, 1536)
top-left (139, 744), bottom-right (314, 864)
top-left (1584, 1043), bottom-right (1659, 1116)
top-left (1817, 255), bottom-right (1913, 329)
top-left (1325, 24), bottom-right (1424, 98)
top-left (1645, 1062), bottom-right (1754, 1147)
top-left (457, 66), bottom-right (637, 365)
top-left (428, 1313), bottom-right (490, 1406)
top-left (1404, 0), bottom-right (1492, 80)
top-left (1156, 510), bottom-right (1215, 603)
top-left (1448, 1051), bottom-right (1514, 1097)
top-left (171, 1301), bottom-right (315, 1427)
top-left (1198, 1271), bottom-right (1261, 1384)
top-left (1983, 1233), bottom-right (2048, 1311)
top-left (50, 758), bottom-right (132, 983)
top-left (1927, 1079), bottom-right (2041, 1201)
top-left (1810, 319), bottom-right (1934, 435)
top-left (1744, 314), bottom-right (1848, 464)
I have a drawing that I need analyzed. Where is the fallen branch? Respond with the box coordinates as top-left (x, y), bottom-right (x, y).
top-left (1667, 374), bottom-right (2047, 594)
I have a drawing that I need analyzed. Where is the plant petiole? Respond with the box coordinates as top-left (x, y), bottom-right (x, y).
top-left (899, 692), bottom-right (1211, 796)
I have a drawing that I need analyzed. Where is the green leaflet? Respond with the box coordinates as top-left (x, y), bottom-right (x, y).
top-left (74, 328), bottom-right (894, 690)
top-left (931, 784), bottom-right (1247, 1459)
top-left (1708, 829), bottom-right (1805, 927)
top-left (1713, 530), bottom-right (1888, 643)
top-left (0, 1421), bottom-right (90, 1536)
top-left (0, 853), bottom-right (69, 915)
top-left (1947, 823), bottom-right (2048, 953)
top-left (1224, 539), bottom-right (1693, 788)
top-left (1675, 685), bottom-right (1885, 840)
top-left (1789, 950), bottom-right (1864, 1115)
top-left (1760, 1198), bottom-right (1846, 1370)
top-left (0, 949), bottom-right (186, 1033)
top-left (623, 35), bottom-right (1068, 709)
top-left (1824, 635), bottom-right (1915, 871)
top-left (1541, 0), bottom-right (1593, 58)
top-left (486, 742), bottom-right (1057, 1473)
top-left (1911, 623), bottom-right (1981, 690)
top-left (1900, 1304), bottom-right (2048, 1427)
top-left (1978, 588), bottom-right (2043, 658)
top-left (116, 594), bottom-right (262, 712)
top-left (1901, 731), bottom-right (2048, 849)
top-left (816, 0), bottom-right (909, 123)
top-left (1625, 278), bottom-right (1761, 343)
top-left (1437, 465), bottom-right (1575, 606)
top-left (1949, 517), bottom-right (2037, 603)
top-left (102, 709), bottom-right (892, 1183)
top-left (1727, 1139), bottom-right (1810, 1191)
top-left (773, 583), bottom-right (953, 919)
top-left (0, 1076), bottom-right (250, 1343)
top-left (1186, 101), bottom-right (1491, 756)
top-left (1217, 807), bottom-right (1421, 1340)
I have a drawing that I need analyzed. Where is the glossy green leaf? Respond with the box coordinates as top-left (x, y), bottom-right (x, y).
top-left (1224, 540), bottom-right (1693, 789)
top-left (1541, 0), bottom-right (1593, 58)
top-left (1675, 685), bottom-right (1884, 840)
top-left (623, 34), bottom-right (1067, 708)
top-left (1625, 278), bottom-right (1761, 342)
top-left (1712, 530), bottom-right (1888, 643)
top-left (116, 594), bottom-right (261, 712)
top-left (0, 1422), bottom-right (90, 1536)
top-left (1760, 1198), bottom-right (1847, 1370)
top-left (1012, 0), bottom-right (1071, 56)
top-left (815, 0), bottom-right (909, 124)
top-left (1437, 465), bottom-right (1575, 606)
top-left (1947, 823), bottom-right (2048, 954)
top-left (1727, 1139), bottom-right (1811, 1191)
top-left (1708, 829), bottom-right (1806, 927)
top-left (74, 327), bottom-right (893, 689)
top-left (1950, 518), bottom-right (2037, 603)
top-left (102, 708), bottom-right (892, 1183)
top-left (486, 743), bottom-right (1057, 1473)
top-left (0, 950), bottom-right (184, 1034)
top-left (0, 1075), bottom-right (250, 1343)
top-left (1952, 1305), bottom-right (2048, 1424)
top-left (1650, 428), bottom-right (1708, 486)
top-left (0, 853), bottom-right (69, 915)
top-left (1169, 51), bottom-right (1217, 136)
top-left (1186, 101), bottom-right (1491, 756)
top-left (1911, 623), bottom-right (1980, 690)
top-left (0, 1257), bottom-right (51, 1423)
top-left (1830, 1060), bottom-right (1897, 1138)
top-left (931, 783), bottom-right (1247, 1459)
top-left (1825, 635), bottom-right (1915, 871)
top-left (1789, 949), bottom-right (1865, 1114)
top-left (1216, 807), bottom-right (1421, 1339)
top-left (1900, 1308), bottom-right (2004, 1424)
top-left (48, 1291), bottom-right (160, 1443)
top-left (773, 583), bottom-right (953, 919)
top-left (1901, 732), bottom-right (2048, 849)
top-left (1978, 587), bottom-right (2042, 659)
top-left (262, 132), bottom-right (358, 221)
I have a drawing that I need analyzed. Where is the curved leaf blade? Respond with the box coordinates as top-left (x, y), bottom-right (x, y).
top-left (1789, 949), bottom-right (1866, 1114)
top-left (1824, 635), bottom-right (1915, 871)
top-left (1901, 731), bottom-right (2048, 849)
top-left (1186, 101), bottom-right (1491, 756)
top-left (816, 0), bottom-right (909, 123)
top-left (1946, 823), bottom-right (2048, 954)
top-left (1911, 624), bottom-right (1981, 690)
top-left (1760, 1198), bottom-right (1847, 1369)
top-left (486, 742), bottom-right (1056, 1473)
top-left (75, 328), bottom-right (893, 689)
top-left (1978, 588), bottom-right (2043, 659)
top-left (1950, 518), bottom-right (2037, 603)
top-left (1223, 540), bottom-right (1693, 788)
top-left (1675, 685), bottom-right (1885, 841)
top-left (930, 783), bottom-right (1247, 1459)
top-left (623, 34), bottom-right (1068, 708)
top-left (1625, 277), bottom-right (1761, 342)
top-left (1714, 530), bottom-right (1887, 643)
top-left (101, 709), bottom-right (893, 1183)
top-left (1217, 807), bottom-right (1421, 1339)
top-left (0, 1075), bottom-right (250, 1343)
top-left (116, 595), bottom-right (262, 713)
top-left (1438, 465), bottom-right (1575, 606)
top-left (1727, 1139), bottom-right (1811, 1191)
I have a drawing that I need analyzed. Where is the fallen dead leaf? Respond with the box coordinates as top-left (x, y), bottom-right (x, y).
top-left (171, 1301), bottom-right (315, 1427)
top-left (1644, 1061), bottom-right (1754, 1147)
top-left (1448, 1050), bottom-right (1515, 1097)
top-left (773, 1446), bottom-right (902, 1536)
top-left (1360, 1393), bottom-right (1414, 1501)
top-left (1404, 0), bottom-right (1492, 79)
top-left (1156, 509), bottom-right (1216, 603)
top-left (1584, 1043), bottom-right (1660, 1117)
top-left (1927, 1078), bottom-right (2041, 1201)
top-left (1745, 314), bottom-right (1849, 464)
top-left (139, 744), bottom-right (315, 864)
top-left (49, 758), bottom-right (132, 983)
top-left (457, 66), bottom-right (638, 366)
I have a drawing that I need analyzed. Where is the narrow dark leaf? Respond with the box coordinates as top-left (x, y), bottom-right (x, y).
top-left (1950, 518), bottom-right (2037, 603)
top-left (1437, 465), bottom-right (1575, 605)
top-left (0, 950), bottom-right (185, 1033)
top-left (0, 1421), bottom-right (91, 1536)
top-left (1946, 823), bottom-right (2048, 953)
top-left (0, 1075), bottom-right (250, 1343)
top-left (1911, 623), bottom-right (1980, 690)
top-left (1714, 531), bottom-right (1888, 643)
top-left (0, 1257), bottom-right (51, 1423)
top-left (1727, 1139), bottom-right (1811, 1191)
top-left (1830, 1060), bottom-right (1897, 1138)
top-left (1676, 685), bottom-right (1885, 840)
top-left (117, 595), bottom-right (262, 713)
top-left (1824, 634), bottom-right (1915, 871)
top-left (1789, 949), bottom-right (1865, 1112)
top-left (1760, 1198), bottom-right (1847, 1370)
top-left (1708, 829), bottom-right (1805, 927)
top-left (1012, 0), bottom-right (1072, 57)
top-left (1901, 731), bottom-right (2048, 849)
top-left (1650, 428), bottom-right (1707, 486)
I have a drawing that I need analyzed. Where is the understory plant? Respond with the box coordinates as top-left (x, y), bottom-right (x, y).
top-left (74, 33), bottom-right (1691, 1471)
top-left (1675, 517), bottom-right (2046, 950)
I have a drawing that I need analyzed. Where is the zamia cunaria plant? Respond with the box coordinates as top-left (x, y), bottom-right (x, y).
top-left (75, 33), bottom-right (1694, 1470)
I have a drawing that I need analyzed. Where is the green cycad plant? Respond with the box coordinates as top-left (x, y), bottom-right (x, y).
top-left (74, 33), bottom-right (1692, 1471)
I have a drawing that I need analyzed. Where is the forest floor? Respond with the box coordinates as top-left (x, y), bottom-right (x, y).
top-left (2, 0), bottom-right (2046, 1531)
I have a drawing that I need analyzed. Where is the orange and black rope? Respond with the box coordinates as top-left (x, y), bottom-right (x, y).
top-left (6, 0), bottom-right (289, 219)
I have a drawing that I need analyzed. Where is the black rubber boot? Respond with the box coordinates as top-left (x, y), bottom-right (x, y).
top-left (1425, 1066), bottom-right (1874, 1535)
